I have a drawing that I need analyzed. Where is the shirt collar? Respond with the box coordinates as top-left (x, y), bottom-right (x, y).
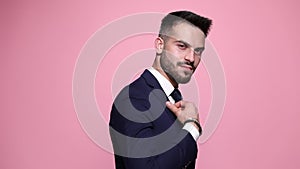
top-left (147, 67), bottom-right (174, 97)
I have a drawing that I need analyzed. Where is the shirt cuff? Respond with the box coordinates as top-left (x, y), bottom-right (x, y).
top-left (183, 122), bottom-right (200, 141)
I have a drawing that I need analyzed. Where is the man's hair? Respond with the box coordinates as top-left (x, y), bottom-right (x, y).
top-left (159, 10), bottom-right (212, 37)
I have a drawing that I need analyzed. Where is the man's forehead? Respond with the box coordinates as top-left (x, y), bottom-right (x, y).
top-left (166, 22), bottom-right (205, 47)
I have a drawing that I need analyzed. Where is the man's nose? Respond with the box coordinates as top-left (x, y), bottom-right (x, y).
top-left (184, 48), bottom-right (195, 62)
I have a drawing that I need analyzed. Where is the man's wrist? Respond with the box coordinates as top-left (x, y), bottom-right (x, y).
top-left (183, 118), bottom-right (202, 135)
top-left (183, 122), bottom-right (200, 141)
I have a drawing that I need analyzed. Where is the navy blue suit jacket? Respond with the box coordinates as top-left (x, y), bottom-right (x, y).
top-left (109, 70), bottom-right (197, 169)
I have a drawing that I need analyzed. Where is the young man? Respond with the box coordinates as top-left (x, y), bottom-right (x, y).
top-left (109, 10), bottom-right (212, 169)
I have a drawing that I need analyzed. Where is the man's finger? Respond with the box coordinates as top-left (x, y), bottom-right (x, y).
top-left (166, 101), bottom-right (180, 116)
top-left (174, 101), bottom-right (182, 108)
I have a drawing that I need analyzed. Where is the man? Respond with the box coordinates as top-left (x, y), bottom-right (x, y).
top-left (109, 10), bottom-right (212, 169)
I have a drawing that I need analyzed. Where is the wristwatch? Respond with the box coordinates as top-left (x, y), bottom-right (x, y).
top-left (183, 118), bottom-right (202, 135)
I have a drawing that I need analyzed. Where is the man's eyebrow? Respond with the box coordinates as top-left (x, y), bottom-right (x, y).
top-left (174, 40), bottom-right (191, 47)
top-left (174, 40), bottom-right (205, 51)
top-left (195, 47), bottom-right (205, 51)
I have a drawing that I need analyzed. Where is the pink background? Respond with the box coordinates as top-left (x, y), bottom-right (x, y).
top-left (1, 0), bottom-right (300, 169)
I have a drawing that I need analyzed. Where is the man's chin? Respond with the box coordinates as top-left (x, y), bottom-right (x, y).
top-left (176, 76), bottom-right (192, 84)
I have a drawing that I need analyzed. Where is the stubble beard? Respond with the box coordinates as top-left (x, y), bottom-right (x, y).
top-left (160, 51), bottom-right (193, 84)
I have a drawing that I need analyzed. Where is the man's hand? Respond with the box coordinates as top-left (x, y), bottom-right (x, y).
top-left (166, 101), bottom-right (199, 124)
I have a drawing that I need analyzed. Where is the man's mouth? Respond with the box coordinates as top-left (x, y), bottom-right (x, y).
top-left (180, 65), bottom-right (193, 70)
top-left (178, 62), bottom-right (194, 71)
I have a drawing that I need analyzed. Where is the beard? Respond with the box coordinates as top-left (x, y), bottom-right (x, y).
top-left (160, 51), bottom-right (194, 84)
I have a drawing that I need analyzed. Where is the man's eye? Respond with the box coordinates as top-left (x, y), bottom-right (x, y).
top-left (194, 49), bottom-right (203, 55)
top-left (177, 44), bottom-right (187, 50)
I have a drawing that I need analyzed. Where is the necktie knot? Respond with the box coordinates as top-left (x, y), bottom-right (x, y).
top-left (170, 88), bottom-right (182, 102)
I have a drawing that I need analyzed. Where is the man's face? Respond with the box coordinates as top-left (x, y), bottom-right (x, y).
top-left (160, 22), bottom-right (206, 84)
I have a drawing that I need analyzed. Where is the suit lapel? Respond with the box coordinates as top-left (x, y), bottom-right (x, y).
top-left (141, 70), bottom-right (169, 106)
top-left (141, 70), bottom-right (177, 120)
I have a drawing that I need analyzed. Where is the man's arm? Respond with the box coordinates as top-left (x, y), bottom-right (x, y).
top-left (109, 97), bottom-right (198, 169)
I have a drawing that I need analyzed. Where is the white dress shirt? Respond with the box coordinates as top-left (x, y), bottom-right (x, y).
top-left (147, 67), bottom-right (200, 141)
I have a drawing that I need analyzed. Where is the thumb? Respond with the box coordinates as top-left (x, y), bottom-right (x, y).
top-left (174, 101), bottom-right (182, 108)
top-left (166, 101), bottom-right (180, 116)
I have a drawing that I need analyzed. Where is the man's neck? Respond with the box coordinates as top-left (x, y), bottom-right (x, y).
top-left (151, 66), bottom-right (178, 88)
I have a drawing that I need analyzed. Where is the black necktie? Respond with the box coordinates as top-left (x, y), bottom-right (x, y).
top-left (170, 88), bottom-right (182, 102)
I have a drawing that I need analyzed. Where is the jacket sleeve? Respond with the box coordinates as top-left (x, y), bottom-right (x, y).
top-left (122, 134), bottom-right (197, 169)
top-left (109, 97), bottom-right (198, 169)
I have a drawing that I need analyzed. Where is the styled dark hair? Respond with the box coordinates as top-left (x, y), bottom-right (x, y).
top-left (159, 10), bottom-right (212, 37)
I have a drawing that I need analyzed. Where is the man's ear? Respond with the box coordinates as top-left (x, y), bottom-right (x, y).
top-left (154, 37), bottom-right (164, 54)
